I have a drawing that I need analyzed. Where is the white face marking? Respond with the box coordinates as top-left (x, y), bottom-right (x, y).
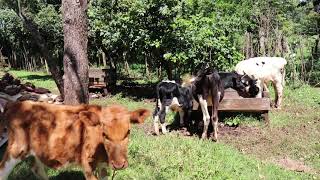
top-left (190, 77), bottom-right (196, 82)
top-left (0, 157), bottom-right (21, 179)
top-left (245, 86), bottom-right (250, 93)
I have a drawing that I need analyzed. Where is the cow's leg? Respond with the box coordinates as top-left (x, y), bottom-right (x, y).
top-left (253, 79), bottom-right (263, 98)
top-left (211, 94), bottom-right (220, 141)
top-left (263, 82), bottom-right (269, 92)
top-left (10, 127), bottom-right (29, 158)
top-left (153, 99), bottom-right (162, 135)
top-left (198, 95), bottom-right (210, 139)
top-left (31, 156), bottom-right (48, 180)
top-left (82, 156), bottom-right (98, 180)
top-left (192, 99), bottom-right (199, 110)
top-left (0, 151), bottom-right (22, 180)
top-left (153, 107), bottom-right (160, 135)
top-left (179, 110), bottom-right (184, 127)
top-left (273, 80), bottom-right (283, 109)
top-left (159, 106), bottom-right (167, 134)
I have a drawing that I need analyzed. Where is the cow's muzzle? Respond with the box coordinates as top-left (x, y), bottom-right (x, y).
top-left (111, 159), bottom-right (128, 170)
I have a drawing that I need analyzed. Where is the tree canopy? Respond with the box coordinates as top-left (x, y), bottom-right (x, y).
top-left (1, 0), bottom-right (319, 85)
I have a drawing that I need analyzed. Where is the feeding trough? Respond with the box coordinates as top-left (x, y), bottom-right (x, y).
top-left (218, 88), bottom-right (271, 123)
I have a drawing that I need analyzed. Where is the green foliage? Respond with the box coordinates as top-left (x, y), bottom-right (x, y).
top-left (1, 0), bottom-right (320, 84)
top-left (224, 116), bottom-right (242, 126)
top-left (0, 1), bottom-right (62, 70)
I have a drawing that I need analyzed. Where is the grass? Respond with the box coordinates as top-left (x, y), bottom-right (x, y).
top-left (1, 70), bottom-right (319, 179)
top-left (7, 70), bottom-right (59, 94)
top-left (116, 129), bottom-right (315, 180)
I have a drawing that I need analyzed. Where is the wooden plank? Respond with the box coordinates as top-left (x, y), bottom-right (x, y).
top-left (218, 98), bottom-right (270, 111)
top-left (223, 90), bottom-right (243, 99)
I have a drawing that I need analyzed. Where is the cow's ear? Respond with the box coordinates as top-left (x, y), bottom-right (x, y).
top-left (79, 111), bottom-right (100, 126)
top-left (130, 109), bottom-right (150, 124)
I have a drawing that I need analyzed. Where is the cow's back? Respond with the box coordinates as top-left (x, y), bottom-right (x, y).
top-left (235, 57), bottom-right (287, 81)
top-left (4, 101), bottom-right (86, 168)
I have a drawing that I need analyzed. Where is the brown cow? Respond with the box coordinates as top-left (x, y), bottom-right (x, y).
top-left (0, 101), bottom-right (150, 180)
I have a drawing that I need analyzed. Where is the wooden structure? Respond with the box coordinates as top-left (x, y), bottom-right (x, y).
top-left (88, 68), bottom-right (116, 94)
top-left (218, 88), bottom-right (270, 123)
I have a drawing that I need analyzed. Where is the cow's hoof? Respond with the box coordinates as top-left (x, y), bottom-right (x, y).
top-left (274, 106), bottom-right (281, 110)
top-left (201, 134), bottom-right (207, 139)
top-left (211, 137), bottom-right (218, 142)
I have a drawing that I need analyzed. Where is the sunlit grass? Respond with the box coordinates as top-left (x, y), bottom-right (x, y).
top-left (1, 70), bottom-right (319, 179)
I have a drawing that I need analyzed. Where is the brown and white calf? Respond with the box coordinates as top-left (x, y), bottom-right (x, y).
top-left (0, 101), bottom-right (150, 180)
top-left (235, 57), bottom-right (287, 108)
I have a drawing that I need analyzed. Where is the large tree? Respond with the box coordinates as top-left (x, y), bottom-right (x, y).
top-left (62, 0), bottom-right (89, 104)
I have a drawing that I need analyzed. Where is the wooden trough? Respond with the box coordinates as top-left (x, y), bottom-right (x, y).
top-left (218, 88), bottom-right (271, 123)
top-left (88, 68), bottom-right (116, 94)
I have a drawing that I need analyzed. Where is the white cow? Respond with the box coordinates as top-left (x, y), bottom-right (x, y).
top-left (235, 57), bottom-right (287, 108)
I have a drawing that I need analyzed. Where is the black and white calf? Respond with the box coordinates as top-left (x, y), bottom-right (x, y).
top-left (153, 80), bottom-right (193, 135)
top-left (219, 72), bottom-right (259, 97)
top-left (186, 68), bottom-right (223, 140)
top-left (184, 69), bottom-right (259, 140)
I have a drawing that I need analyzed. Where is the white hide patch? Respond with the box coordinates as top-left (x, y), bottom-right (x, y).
top-left (165, 106), bottom-right (169, 113)
top-left (161, 123), bottom-right (167, 134)
top-left (157, 99), bottom-right (162, 108)
top-left (192, 99), bottom-right (199, 110)
top-left (0, 157), bottom-right (21, 179)
top-left (218, 91), bottom-right (221, 101)
top-left (162, 80), bottom-right (176, 83)
top-left (169, 97), bottom-right (182, 112)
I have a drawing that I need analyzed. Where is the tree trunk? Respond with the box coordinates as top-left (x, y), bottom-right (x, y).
top-left (244, 31), bottom-right (253, 59)
top-left (275, 25), bottom-right (283, 56)
top-left (123, 51), bottom-right (130, 76)
top-left (259, 15), bottom-right (267, 56)
top-left (62, 0), bottom-right (89, 104)
top-left (102, 50), bottom-right (107, 67)
top-left (164, 61), bottom-right (173, 80)
top-left (299, 39), bottom-right (306, 82)
top-left (145, 55), bottom-right (150, 78)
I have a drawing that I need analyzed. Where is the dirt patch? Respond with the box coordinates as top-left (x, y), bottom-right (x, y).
top-left (274, 157), bottom-right (314, 173)
top-left (139, 120), bottom-right (261, 139)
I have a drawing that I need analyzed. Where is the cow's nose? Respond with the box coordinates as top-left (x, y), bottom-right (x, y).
top-left (111, 160), bottom-right (128, 170)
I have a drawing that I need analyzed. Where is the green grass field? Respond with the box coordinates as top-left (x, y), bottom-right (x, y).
top-left (2, 70), bottom-right (320, 179)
